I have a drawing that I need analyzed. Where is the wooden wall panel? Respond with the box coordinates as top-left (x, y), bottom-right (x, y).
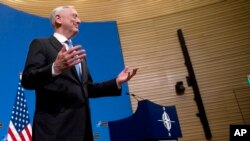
top-left (119, 1), bottom-right (250, 141)
top-left (234, 88), bottom-right (250, 124)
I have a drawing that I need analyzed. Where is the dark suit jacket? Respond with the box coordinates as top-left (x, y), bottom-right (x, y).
top-left (21, 36), bottom-right (121, 141)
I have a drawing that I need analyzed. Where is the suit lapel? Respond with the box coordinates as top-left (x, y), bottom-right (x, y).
top-left (81, 58), bottom-right (88, 84)
top-left (81, 58), bottom-right (89, 98)
top-left (49, 36), bottom-right (63, 52)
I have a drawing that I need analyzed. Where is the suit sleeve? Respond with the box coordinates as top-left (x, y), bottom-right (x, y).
top-left (87, 77), bottom-right (122, 98)
top-left (21, 39), bottom-right (54, 90)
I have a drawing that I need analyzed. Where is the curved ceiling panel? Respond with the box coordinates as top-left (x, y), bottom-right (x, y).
top-left (0, 0), bottom-right (223, 23)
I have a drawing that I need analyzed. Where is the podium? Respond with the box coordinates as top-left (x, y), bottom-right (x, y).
top-left (108, 100), bottom-right (182, 141)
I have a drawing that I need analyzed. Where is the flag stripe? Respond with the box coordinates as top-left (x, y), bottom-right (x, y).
top-left (7, 122), bottom-right (18, 141)
top-left (27, 124), bottom-right (32, 136)
top-left (8, 121), bottom-right (19, 141)
top-left (19, 132), bottom-right (26, 141)
top-left (25, 125), bottom-right (32, 140)
top-left (22, 126), bottom-right (32, 141)
top-left (7, 128), bottom-right (16, 141)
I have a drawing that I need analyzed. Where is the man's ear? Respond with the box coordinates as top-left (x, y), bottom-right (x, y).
top-left (55, 15), bottom-right (62, 25)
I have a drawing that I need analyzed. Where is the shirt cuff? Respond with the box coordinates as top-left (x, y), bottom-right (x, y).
top-left (52, 62), bottom-right (61, 76)
top-left (116, 78), bottom-right (122, 89)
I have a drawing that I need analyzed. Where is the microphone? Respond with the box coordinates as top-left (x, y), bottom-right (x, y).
top-left (126, 92), bottom-right (144, 101)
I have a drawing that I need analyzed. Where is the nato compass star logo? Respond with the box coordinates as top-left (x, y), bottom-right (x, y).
top-left (158, 107), bottom-right (175, 136)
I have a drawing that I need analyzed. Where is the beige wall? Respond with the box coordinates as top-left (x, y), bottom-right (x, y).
top-left (120, 1), bottom-right (250, 140)
top-left (1, 0), bottom-right (250, 140)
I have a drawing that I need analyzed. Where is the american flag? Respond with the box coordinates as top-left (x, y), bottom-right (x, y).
top-left (6, 80), bottom-right (32, 141)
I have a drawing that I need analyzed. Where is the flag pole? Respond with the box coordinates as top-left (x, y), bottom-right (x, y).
top-left (19, 72), bottom-right (22, 80)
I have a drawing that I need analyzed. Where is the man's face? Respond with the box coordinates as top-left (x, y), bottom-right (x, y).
top-left (57, 8), bottom-right (81, 38)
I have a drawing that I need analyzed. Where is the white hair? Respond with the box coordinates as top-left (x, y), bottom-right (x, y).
top-left (49, 6), bottom-right (75, 28)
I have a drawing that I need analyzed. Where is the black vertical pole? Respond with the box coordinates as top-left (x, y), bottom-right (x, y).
top-left (177, 29), bottom-right (212, 139)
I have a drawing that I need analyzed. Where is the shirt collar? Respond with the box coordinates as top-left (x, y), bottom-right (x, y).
top-left (53, 33), bottom-right (69, 43)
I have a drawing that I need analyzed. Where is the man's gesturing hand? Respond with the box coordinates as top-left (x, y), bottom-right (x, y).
top-left (116, 67), bottom-right (138, 87)
top-left (53, 44), bottom-right (86, 74)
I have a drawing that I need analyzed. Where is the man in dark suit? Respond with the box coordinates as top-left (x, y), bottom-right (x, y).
top-left (21, 5), bottom-right (137, 141)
